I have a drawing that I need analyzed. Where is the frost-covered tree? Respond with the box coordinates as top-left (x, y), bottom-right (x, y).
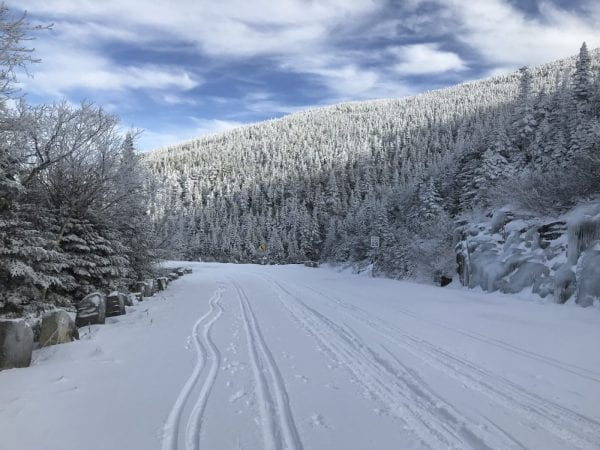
top-left (573, 42), bottom-right (592, 105)
top-left (511, 67), bottom-right (537, 162)
top-left (0, 6), bottom-right (154, 314)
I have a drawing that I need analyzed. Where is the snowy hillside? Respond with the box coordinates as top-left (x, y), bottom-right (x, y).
top-left (1, 263), bottom-right (599, 450)
top-left (143, 46), bottom-right (600, 296)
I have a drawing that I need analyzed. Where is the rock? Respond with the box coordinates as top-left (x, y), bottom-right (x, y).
top-left (554, 266), bottom-right (576, 304)
top-left (537, 221), bottom-right (567, 245)
top-left (168, 272), bottom-right (179, 281)
top-left (124, 293), bottom-right (134, 306)
top-left (502, 261), bottom-right (550, 294)
top-left (576, 249), bottom-right (600, 307)
top-left (0, 319), bottom-right (34, 370)
top-left (75, 292), bottom-right (106, 327)
top-left (567, 205), bottom-right (600, 264)
top-left (304, 261), bottom-right (319, 268)
top-left (106, 292), bottom-right (127, 317)
top-left (156, 277), bottom-right (168, 291)
top-left (184, 267), bottom-right (193, 274)
top-left (135, 282), bottom-right (147, 298)
top-left (39, 310), bottom-right (78, 347)
top-left (440, 275), bottom-right (452, 287)
top-left (144, 279), bottom-right (156, 296)
top-left (490, 210), bottom-right (514, 234)
top-left (130, 292), bottom-right (143, 303)
top-left (175, 268), bottom-right (186, 276)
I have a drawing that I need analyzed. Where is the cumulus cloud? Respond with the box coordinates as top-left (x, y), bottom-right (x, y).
top-left (12, 0), bottom-right (380, 57)
top-left (445, 0), bottom-right (600, 67)
top-left (392, 44), bottom-right (466, 75)
top-left (18, 27), bottom-right (201, 97)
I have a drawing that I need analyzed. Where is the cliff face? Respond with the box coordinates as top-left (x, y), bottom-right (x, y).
top-left (455, 202), bottom-right (600, 306)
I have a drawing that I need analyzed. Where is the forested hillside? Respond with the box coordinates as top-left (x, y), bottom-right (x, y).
top-left (145, 44), bottom-right (600, 283)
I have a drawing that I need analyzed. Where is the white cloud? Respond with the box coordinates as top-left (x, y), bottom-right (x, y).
top-left (239, 92), bottom-right (308, 115)
top-left (392, 43), bottom-right (466, 75)
top-left (279, 52), bottom-right (413, 102)
top-left (445, 0), bottom-right (600, 67)
top-left (10, 0), bottom-right (380, 57)
top-left (158, 93), bottom-right (199, 106)
top-left (20, 38), bottom-right (201, 97)
top-left (9, 0), bottom-right (388, 102)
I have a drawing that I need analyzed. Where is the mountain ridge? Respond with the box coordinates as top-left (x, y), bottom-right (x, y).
top-left (147, 49), bottom-right (596, 155)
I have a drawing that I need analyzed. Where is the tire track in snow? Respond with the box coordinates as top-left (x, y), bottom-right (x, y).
top-left (261, 275), bottom-right (505, 450)
top-left (161, 284), bottom-right (225, 450)
top-left (230, 279), bottom-right (303, 450)
top-left (299, 282), bottom-right (600, 450)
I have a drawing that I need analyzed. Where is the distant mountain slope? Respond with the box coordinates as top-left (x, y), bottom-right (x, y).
top-left (144, 46), bottom-right (599, 291)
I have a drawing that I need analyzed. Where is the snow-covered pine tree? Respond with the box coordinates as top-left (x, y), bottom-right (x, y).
top-left (511, 66), bottom-right (537, 163)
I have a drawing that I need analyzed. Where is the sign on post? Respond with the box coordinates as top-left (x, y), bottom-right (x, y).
top-left (370, 236), bottom-right (380, 249)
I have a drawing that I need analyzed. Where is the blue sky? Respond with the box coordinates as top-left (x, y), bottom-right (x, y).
top-left (8, 0), bottom-right (600, 151)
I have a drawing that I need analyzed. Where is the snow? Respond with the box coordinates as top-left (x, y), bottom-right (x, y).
top-left (1, 262), bottom-right (599, 450)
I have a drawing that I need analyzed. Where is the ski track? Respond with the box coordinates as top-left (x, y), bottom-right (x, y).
top-left (287, 279), bottom-right (600, 450)
top-left (162, 283), bottom-right (225, 450)
top-left (230, 278), bottom-right (303, 450)
top-left (258, 274), bottom-right (505, 450)
top-left (343, 289), bottom-right (600, 383)
top-left (185, 286), bottom-right (225, 450)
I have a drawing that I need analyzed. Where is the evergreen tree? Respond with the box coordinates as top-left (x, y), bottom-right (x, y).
top-left (573, 42), bottom-right (592, 105)
top-left (512, 67), bottom-right (537, 161)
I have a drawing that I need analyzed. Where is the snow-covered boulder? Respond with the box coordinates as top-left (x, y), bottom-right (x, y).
top-left (576, 247), bottom-right (600, 307)
top-left (553, 266), bottom-right (577, 304)
top-left (75, 292), bottom-right (106, 327)
top-left (304, 261), bottom-right (319, 268)
top-left (39, 310), bottom-right (78, 347)
top-left (129, 292), bottom-right (142, 303)
top-left (183, 267), bottom-right (193, 274)
top-left (135, 282), bottom-right (148, 298)
top-left (144, 279), bottom-right (156, 296)
top-left (498, 261), bottom-right (550, 295)
top-left (175, 268), bottom-right (186, 276)
top-left (124, 293), bottom-right (134, 306)
top-left (167, 272), bottom-right (179, 281)
top-left (567, 203), bottom-right (600, 264)
top-left (0, 319), bottom-right (33, 370)
top-left (490, 210), bottom-right (514, 233)
top-left (106, 292), bottom-right (127, 317)
top-left (156, 277), bottom-right (168, 291)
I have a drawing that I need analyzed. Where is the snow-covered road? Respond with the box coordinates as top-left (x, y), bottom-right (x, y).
top-left (1, 263), bottom-right (600, 450)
